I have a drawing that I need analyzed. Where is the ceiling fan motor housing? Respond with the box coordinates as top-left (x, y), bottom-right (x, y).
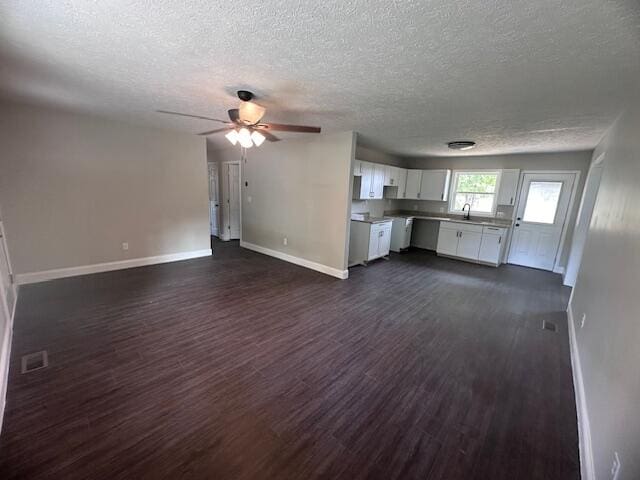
top-left (237, 90), bottom-right (254, 102)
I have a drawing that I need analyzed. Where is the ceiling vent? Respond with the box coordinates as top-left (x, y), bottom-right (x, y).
top-left (447, 141), bottom-right (476, 151)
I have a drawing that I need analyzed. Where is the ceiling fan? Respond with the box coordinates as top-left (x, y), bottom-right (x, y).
top-left (158, 90), bottom-right (321, 148)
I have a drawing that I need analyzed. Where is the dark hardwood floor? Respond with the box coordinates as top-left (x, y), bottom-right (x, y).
top-left (0, 239), bottom-right (579, 479)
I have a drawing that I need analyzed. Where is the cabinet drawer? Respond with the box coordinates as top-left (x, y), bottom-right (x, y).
top-left (446, 221), bottom-right (484, 233)
top-left (482, 226), bottom-right (507, 235)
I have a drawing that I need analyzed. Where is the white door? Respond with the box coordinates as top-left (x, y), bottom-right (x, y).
top-left (368, 225), bottom-right (380, 260)
top-left (225, 163), bottom-right (241, 240)
top-left (208, 164), bottom-right (220, 236)
top-left (508, 173), bottom-right (575, 270)
top-left (405, 170), bottom-right (422, 199)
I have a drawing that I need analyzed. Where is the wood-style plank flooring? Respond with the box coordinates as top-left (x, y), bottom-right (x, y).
top-left (0, 239), bottom-right (579, 479)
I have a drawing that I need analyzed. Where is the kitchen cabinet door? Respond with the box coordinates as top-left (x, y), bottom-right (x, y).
top-left (371, 164), bottom-right (385, 199)
top-left (384, 166), bottom-right (395, 186)
top-left (436, 225), bottom-right (459, 256)
top-left (419, 170), bottom-right (452, 201)
top-left (396, 168), bottom-right (408, 198)
top-left (359, 162), bottom-right (374, 199)
top-left (353, 159), bottom-right (363, 177)
top-left (497, 169), bottom-right (520, 205)
top-left (457, 230), bottom-right (482, 260)
top-left (378, 224), bottom-right (392, 256)
top-left (405, 170), bottom-right (422, 199)
top-left (478, 233), bottom-right (502, 264)
top-left (367, 225), bottom-right (380, 260)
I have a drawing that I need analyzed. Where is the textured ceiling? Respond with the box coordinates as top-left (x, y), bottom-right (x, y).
top-left (0, 0), bottom-right (638, 156)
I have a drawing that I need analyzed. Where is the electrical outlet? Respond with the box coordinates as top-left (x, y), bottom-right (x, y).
top-left (439, 207), bottom-right (444, 213)
top-left (581, 313), bottom-right (586, 329)
top-left (247, 195), bottom-right (252, 203)
top-left (611, 451), bottom-right (621, 480)
top-left (496, 211), bottom-right (505, 218)
top-left (121, 242), bottom-right (129, 251)
top-left (283, 237), bottom-right (288, 246)
top-left (413, 204), bottom-right (418, 210)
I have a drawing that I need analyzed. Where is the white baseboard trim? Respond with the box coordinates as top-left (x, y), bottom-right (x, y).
top-left (15, 249), bottom-right (213, 285)
top-left (240, 241), bottom-right (348, 280)
top-left (0, 286), bottom-right (18, 434)
top-left (567, 303), bottom-right (595, 480)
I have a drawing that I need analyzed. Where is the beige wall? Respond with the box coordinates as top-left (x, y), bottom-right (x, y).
top-left (0, 101), bottom-right (210, 276)
top-left (569, 101), bottom-right (640, 479)
top-left (400, 151), bottom-right (592, 268)
top-left (231, 131), bottom-right (355, 273)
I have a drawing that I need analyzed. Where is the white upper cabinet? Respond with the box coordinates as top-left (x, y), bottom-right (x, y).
top-left (383, 166), bottom-right (396, 186)
top-left (371, 164), bottom-right (385, 199)
top-left (356, 161), bottom-right (385, 199)
top-left (419, 169), bottom-right (452, 201)
top-left (497, 169), bottom-right (520, 205)
top-left (395, 168), bottom-right (408, 198)
top-left (405, 170), bottom-right (423, 199)
top-left (353, 159), bottom-right (363, 177)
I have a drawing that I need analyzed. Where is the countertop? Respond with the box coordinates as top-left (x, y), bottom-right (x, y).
top-left (384, 210), bottom-right (512, 228)
top-left (351, 214), bottom-right (393, 224)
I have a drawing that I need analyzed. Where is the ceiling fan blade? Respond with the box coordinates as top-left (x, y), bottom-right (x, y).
top-left (156, 110), bottom-right (228, 124)
top-left (239, 101), bottom-right (266, 124)
top-left (197, 127), bottom-right (232, 136)
top-left (261, 123), bottom-right (321, 133)
top-left (260, 130), bottom-right (280, 142)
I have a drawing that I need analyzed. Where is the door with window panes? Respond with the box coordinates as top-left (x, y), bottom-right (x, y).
top-left (508, 173), bottom-right (575, 270)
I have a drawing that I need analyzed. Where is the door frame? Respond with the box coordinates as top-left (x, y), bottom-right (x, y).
top-left (221, 160), bottom-right (242, 241)
top-left (506, 170), bottom-right (581, 273)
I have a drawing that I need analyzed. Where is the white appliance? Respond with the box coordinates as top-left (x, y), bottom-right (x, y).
top-left (389, 217), bottom-right (413, 252)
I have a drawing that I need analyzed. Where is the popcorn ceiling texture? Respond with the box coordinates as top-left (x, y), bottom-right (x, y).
top-left (0, 0), bottom-right (638, 156)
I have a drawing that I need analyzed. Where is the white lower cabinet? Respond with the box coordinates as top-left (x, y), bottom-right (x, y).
top-left (389, 217), bottom-right (413, 252)
top-left (457, 230), bottom-right (483, 260)
top-left (437, 222), bottom-right (507, 266)
top-left (478, 227), bottom-right (506, 265)
top-left (349, 220), bottom-right (393, 266)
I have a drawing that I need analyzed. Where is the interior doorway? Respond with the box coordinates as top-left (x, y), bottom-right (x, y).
top-left (508, 172), bottom-right (577, 271)
top-left (221, 162), bottom-right (241, 241)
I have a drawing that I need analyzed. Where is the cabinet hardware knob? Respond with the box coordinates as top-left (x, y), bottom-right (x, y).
top-left (515, 224), bottom-right (520, 227)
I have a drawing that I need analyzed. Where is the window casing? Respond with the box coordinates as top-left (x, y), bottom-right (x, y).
top-left (448, 171), bottom-right (501, 216)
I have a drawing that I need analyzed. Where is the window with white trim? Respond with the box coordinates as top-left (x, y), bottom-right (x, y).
top-left (448, 171), bottom-right (501, 216)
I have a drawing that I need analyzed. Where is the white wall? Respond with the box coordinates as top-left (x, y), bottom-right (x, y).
top-left (226, 131), bottom-right (355, 277)
top-left (568, 100), bottom-right (640, 480)
top-left (0, 101), bottom-right (211, 280)
top-left (401, 151), bottom-right (592, 267)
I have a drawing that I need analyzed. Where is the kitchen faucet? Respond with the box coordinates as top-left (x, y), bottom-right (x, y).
top-left (462, 203), bottom-right (471, 220)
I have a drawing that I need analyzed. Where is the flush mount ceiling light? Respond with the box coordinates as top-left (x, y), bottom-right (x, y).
top-left (447, 141), bottom-right (476, 151)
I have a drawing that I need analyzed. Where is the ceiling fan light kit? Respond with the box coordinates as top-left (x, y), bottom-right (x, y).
top-left (158, 90), bottom-right (321, 148)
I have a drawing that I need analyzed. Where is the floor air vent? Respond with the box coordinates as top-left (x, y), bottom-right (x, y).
top-left (21, 351), bottom-right (48, 374)
top-left (542, 320), bottom-right (557, 332)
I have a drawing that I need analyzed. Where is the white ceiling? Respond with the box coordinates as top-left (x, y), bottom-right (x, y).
top-left (0, 0), bottom-right (638, 156)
